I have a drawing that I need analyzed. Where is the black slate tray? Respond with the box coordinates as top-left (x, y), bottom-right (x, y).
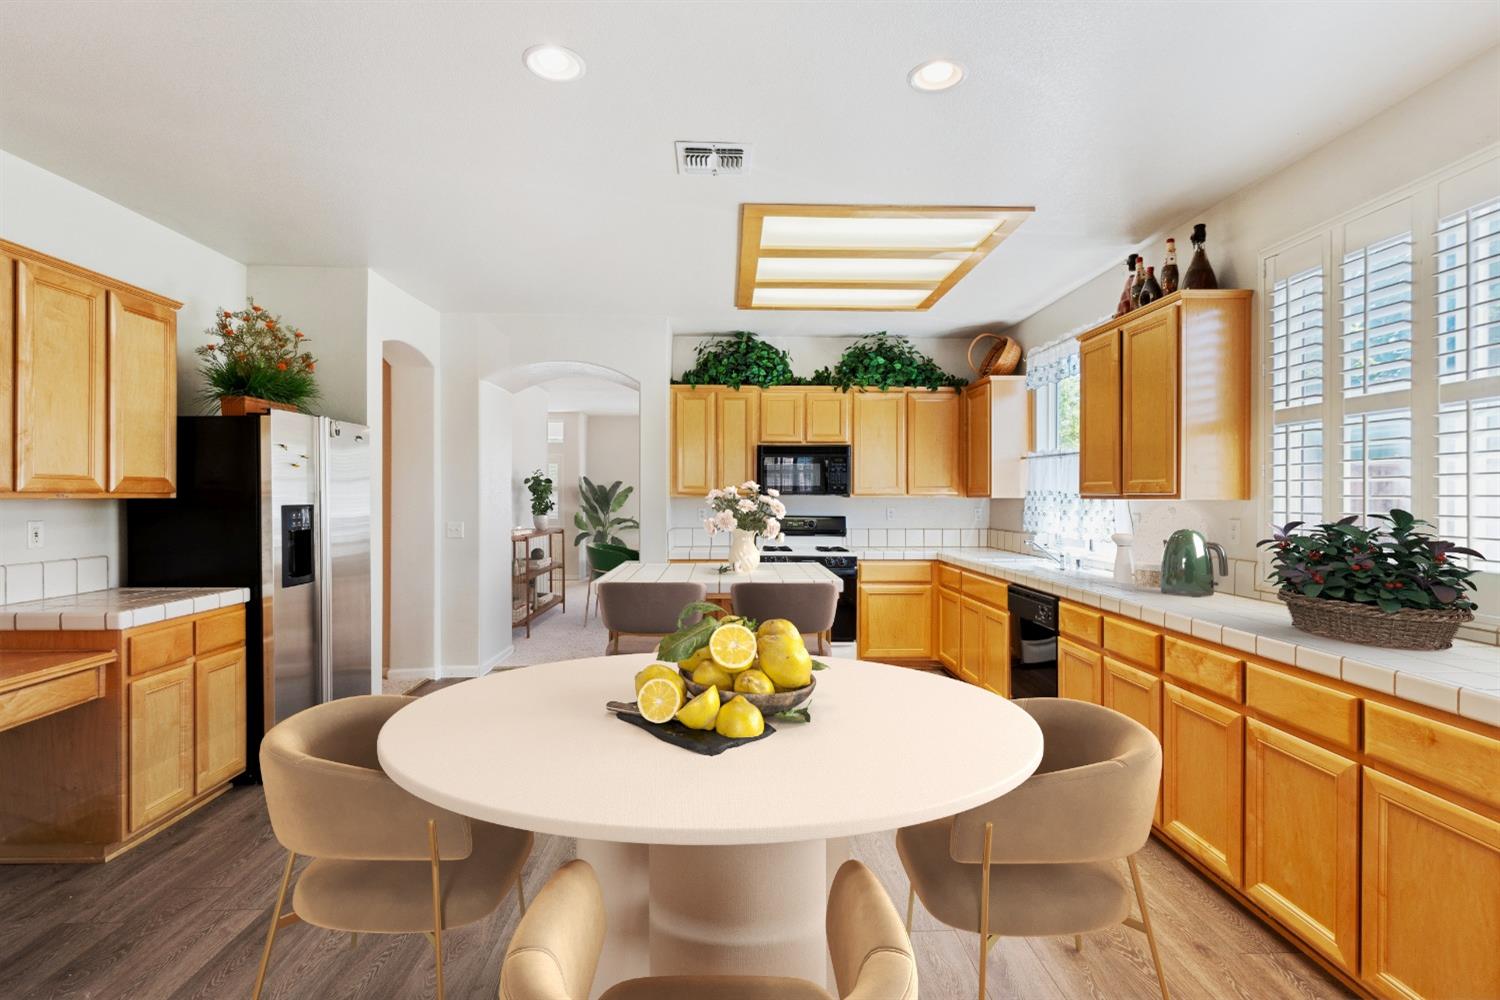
top-left (609, 703), bottom-right (776, 755)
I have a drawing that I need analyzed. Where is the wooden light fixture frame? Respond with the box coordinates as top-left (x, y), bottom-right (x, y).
top-left (735, 203), bottom-right (1033, 311)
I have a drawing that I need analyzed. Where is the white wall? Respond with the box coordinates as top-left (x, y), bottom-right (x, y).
top-left (992, 47), bottom-right (1500, 618)
top-left (245, 267), bottom-right (370, 424)
top-left (0, 150), bottom-right (247, 578)
top-left (512, 388), bottom-right (550, 527)
top-left (546, 411), bottom-right (588, 576)
top-left (478, 381), bottom-right (512, 668)
top-left (584, 414), bottom-right (642, 551)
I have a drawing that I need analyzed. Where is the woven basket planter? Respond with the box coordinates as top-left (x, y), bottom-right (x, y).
top-left (1279, 591), bottom-right (1473, 650)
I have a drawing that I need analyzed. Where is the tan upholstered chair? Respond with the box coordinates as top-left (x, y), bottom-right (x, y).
top-left (897, 698), bottom-right (1167, 1000)
top-left (255, 695), bottom-right (534, 1000)
top-left (498, 858), bottom-right (917, 1000)
top-left (596, 581), bottom-right (707, 654)
top-left (729, 581), bottom-right (839, 655)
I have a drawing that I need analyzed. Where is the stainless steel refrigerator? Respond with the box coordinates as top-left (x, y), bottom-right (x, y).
top-left (126, 411), bottom-right (372, 777)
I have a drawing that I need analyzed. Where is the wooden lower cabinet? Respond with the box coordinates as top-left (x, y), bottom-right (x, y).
top-left (936, 587), bottom-right (961, 673)
top-left (856, 582), bottom-right (932, 660)
top-left (128, 661), bottom-right (195, 832)
top-left (1057, 637), bottom-right (1101, 702)
top-left (1244, 719), bottom-right (1360, 971)
top-left (958, 597), bottom-right (983, 685)
top-left (194, 647), bottom-right (246, 793)
top-left (978, 604), bottom-right (1010, 697)
top-left (1162, 682), bottom-right (1243, 883)
top-left (1360, 769), bottom-right (1500, 1000)
top-left (1101, 656), bottom-right (1162, 822)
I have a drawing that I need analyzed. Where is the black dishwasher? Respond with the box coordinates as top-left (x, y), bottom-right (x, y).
top-left (1008, 584), bottom-right (1059, 698)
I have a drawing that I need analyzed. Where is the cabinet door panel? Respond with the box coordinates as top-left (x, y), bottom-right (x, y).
top-left (1361, 769), bottom-right (1500, 1000)
top-left (1162, 683), bottom-right (1243, 883)
top-left (804, 390), bottom-right (850, 443)
top-left (0, 254), bottom-right (13, 493)
top-left (108, 290), bottom-right (177, 494)
top-left (128, 662), bottom-right (194, 832)
top-left (1122, 307), bottom-right (1180, 495)
top-left (671, 387), bottom-right (716, 496)
top-left (958, 597), bottom-right (983, 684)
top-left (937, 587), bottom-right (961, 674)
top-left (15, 260), bottom-right (107, 493)
top-left (1245, 719), bottom-right (1359, 972)
top-left (980, 605), bottom-right (1010, 696)
top-left (1078, 331), bottom-right (1122, 496)
top-left (851, 391), bottom-right (906, 495)
top-left (759, 391), bottom-right (805, 443)
top-left (1102, 656), bottom-right (1162, 823)
top-left (857, 583), bottom-right (932, 660)
top-left (906, 391), bottom-right (961, 495)
top-left (965, 381), bottom-right (991, 497)
top-left (195, 647), bottom-right (246, 793)
top-left (1057, 637), bottom-right (1101, 703)
top-left (715, 390), bottom-right (759, 488)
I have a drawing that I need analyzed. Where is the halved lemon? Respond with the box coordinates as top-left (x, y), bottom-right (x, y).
top-left (675, 684), bottom-right (720, 730)
top-left (637, 677), bottom-right (683, 724)
top-left (708, 623), bottom-right (757, 673)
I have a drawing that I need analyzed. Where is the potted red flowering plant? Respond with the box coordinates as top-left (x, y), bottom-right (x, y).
top-left (1257, 510), bottom-right (1483, 650)
top-left (197, 301), bottom-right (319, 415)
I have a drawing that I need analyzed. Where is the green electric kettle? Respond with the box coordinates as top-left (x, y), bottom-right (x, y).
top-left (1160, 529), bottom-right (1228, 597)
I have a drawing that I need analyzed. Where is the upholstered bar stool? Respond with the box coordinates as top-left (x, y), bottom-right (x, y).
top-left (498, 858), bottom-right (917, 1000)
top-left (255, 695), bottom-right (533, 1000)
top-left (729, 581), bottom-right (839, 654)
top-left (596, 581), bottom-right (707, 654)
top-left (896, 698), bottom-right (1168, 1000)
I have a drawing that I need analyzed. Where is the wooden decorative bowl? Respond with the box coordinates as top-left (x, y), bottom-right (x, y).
top-left (678, 668), bottom-right (816, 714)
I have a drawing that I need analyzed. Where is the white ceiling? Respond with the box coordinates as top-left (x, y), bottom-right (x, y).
top-left (1, 1), bottom-right (1496, 336)
top-left (541, 377), bottom-right (640, 416)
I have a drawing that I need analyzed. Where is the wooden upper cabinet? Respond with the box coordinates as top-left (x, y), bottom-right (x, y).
top-left (803, 389), bottom-right (851, 443)
top-left (0, 255), bottom-right (13, 493)
top-left (14, 259), bottom-right (108, 494)
top-left (715, 389), bottom-right (759, 488)
top-left (671, 386), bottom-right (716, 496)
top-left (965, 381), bottom-right (991, 497)
top-left (108, 290), bottom-right (177, 495)
top-left (1078, 330), bottom-right (1122, 497)
top-left (906, 390), bottom-right (961, 496)
top-left (964, 376), bottom-right (1027, 498)
top-left (1361, 769), bottom-right (1500, 1000)
top-left (1121, 306), bottom-right (1180, 495)
top-left (759, 389), bottom-right (805, 443)
top-left (851, 391), bottom-right (906, 495)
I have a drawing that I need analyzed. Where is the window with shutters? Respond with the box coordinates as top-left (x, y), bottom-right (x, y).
top-left (1438, 397), bottom-right (1500, 561)
top-left (1341, 408), bottom-right (1412, 520)
top-left (1340, 232), bottom-right (1413, 396)
top-left (1435, 197), bottom-right (1500, 382)
top-left (1270, 266), bottom-right (1324, 409)
top-left (1271, 420), bottom-right (1323, 526)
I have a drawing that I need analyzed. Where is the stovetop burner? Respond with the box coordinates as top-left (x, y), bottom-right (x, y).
top-left (815, 545), bottom-right (849, 553)
top-left (763, 545), bottom-right (793, 553)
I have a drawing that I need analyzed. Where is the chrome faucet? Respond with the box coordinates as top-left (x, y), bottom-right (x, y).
top-left (1026, 538), bottom-right (1068, 571)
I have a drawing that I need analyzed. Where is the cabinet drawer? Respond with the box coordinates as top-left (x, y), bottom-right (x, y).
top-left (195, 606), bottom-right (245, 655)
top-left (128, 621), bottom-right (194, 677)
top-left (960, 572), bottom-right (1007, 609)
top-left (0, 664), bottom-right (104, 733)
top-left (937, 564), bottom-right (962, 590)
top-left (1364, 701), bottom-right (1500, 810)
top-left (1245, 663), bottom-right (1358, 751)
top-left (1164, 636), bottom-right (1242, 702)
top-left (860, 562), bottom-right (931, 583)
top-left (1103, 616), bottom-right (1161, 669)
top-left (1058, 602), bottom-right (1101, 644)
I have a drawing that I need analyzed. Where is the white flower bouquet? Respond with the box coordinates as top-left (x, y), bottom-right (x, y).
top-left (703, 481), bottom-right (786, 540)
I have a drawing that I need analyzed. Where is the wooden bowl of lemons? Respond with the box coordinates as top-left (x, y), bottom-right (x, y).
top-left (673, 618), bottom-right (820, 716)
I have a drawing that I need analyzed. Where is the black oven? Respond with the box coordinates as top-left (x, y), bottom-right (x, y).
top-left (757, 445), bottom-right (850, 496)
top-left (1008, 584), bottom-right (1059, 698)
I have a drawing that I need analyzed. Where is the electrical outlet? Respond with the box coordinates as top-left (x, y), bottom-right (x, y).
top-left (886, 507), bottom-right (896, 521)
top-left (974, 504), bottom-right (986, 524)
top-left (1227, 518), bottom-right (1242, 545)
top-left (698, 508), bottom-right (710, 521)
top-left (26, 521), bottom-right (43, 549)
top-left (445, 521), bottom-right (465, 539)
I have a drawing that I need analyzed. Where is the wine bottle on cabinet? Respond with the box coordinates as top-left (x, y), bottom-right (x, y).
top-left (1130, 254), bottom-right (1147, 309)
top-left (1115, 253), bottom-right (1139, 316)
top-left (1159, 238), bottom-right (1179, 294)
top-left (1182, 223), bottom-right (1218, 289)
top-left (1139, 265), bottom-right (1163, 306)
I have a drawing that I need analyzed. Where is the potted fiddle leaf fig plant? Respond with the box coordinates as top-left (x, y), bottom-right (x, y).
top-left (573, 477), bottom-right (640, 547)
top-left (1257, 510), bottom-right (1483, 650)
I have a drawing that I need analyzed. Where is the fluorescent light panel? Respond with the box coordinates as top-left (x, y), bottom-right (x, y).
top-left (752, 287), bottom-right (931, 309)
top-left (760, 215), bottom-right (999, 250)
top-left (755, 257), bottom-right (961, 282)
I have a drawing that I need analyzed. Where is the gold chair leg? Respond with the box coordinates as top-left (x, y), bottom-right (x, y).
top-left (517, 874), bottom-right (528, 915)
top-left (1127, 854), bottom-right (1169, 1000)
top-left (1074, 933), bottom-right (1083, 952)
top-left (252, 850), bottom-right (297, 1000)
top-left (349, 932), bottom-right (359, 949)
top-left (978, 821), bottom-right (993, 1000)
top-left (905, 885), bottom-right (915, 933)
top-left (429, 820), bottom-right (445, 1000)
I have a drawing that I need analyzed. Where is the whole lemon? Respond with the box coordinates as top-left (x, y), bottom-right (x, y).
top-left (758, 633), bottom-right (812, 690)
top-left (691, 661), bottom-right (734, 693)
top-left (675, 685), bottom-right (720, 730)
top-left (634, 663), bottom-right (686, 701)
top-left (756, 618), bottom-right (799, 640)
top-left (733, 668), bottom-right (775, 695)
top-left (715, 695), bottom-right (765, 739)
top-left (680, 646), bottom-right (713, 670)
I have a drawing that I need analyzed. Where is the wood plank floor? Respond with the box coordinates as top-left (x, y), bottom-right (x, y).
top-left (0, 783), bottom-right (1351, 999)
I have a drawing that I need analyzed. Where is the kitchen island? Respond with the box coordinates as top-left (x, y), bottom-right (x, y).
top-left (594, 560), bottom-right (843, 597)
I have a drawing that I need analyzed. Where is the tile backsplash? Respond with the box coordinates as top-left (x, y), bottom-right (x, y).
top-left (0, 556), bottom-right (111, 605)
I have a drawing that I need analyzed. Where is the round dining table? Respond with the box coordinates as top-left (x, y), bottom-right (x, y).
top-left (378, 654), bottom-right (1044, 997)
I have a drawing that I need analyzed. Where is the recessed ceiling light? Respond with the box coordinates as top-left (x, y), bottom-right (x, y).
top-left (908, 59), bottom-right (965, 92)
top-left (524, 44), bottom-right (586, 82)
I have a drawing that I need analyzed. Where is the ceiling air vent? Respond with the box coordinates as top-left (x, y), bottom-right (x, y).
top-left (675, 141), bottom-right (750, 176)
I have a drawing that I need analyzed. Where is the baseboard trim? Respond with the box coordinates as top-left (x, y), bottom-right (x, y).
top-left (438, 647), bottom-right (516, 679)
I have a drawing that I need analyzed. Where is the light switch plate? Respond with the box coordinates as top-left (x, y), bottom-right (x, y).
top-left (886, 507), bottom-right (896, 521)
top-left (445, 521), bottom-right (465, 539)
top-left (26, 521), bottom-right (43, 549)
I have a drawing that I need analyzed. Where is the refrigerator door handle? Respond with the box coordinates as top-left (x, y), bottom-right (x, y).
top-left (317, 418), bottom-right (334, 703)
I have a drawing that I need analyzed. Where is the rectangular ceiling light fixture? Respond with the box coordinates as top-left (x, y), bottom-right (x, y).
top-left (737, 203), bottom-right (1033, 311)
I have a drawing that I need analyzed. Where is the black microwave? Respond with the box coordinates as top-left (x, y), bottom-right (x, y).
top-left (756, 445), bottom-right (850, 496)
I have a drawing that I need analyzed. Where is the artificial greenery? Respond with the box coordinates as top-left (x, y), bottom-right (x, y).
top-left (196, 301), bottom-right (319, 412)
top-left (1257, 510), bottom-right (1484, 613)
top-left (679, 331), bottom-right (795, 389)
top-left (573, 476), bottom-right (640, 547)
top-left (811, 332), bottom-right (968, 392)
top-left (522, 470), bottom-right (555, 517)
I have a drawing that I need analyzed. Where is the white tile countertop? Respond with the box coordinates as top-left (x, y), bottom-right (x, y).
top-left (0, 587), bottom-right (250, 631)
top-left (914, 548), bottom-right (1499, 726)
top-left (595, 561), bottom-right (843, 594)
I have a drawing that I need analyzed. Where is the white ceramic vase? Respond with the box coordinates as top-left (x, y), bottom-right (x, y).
top-left (730, 528), bottom-right (761, 572)
top-left (533, 512), bottom-right (549, 530)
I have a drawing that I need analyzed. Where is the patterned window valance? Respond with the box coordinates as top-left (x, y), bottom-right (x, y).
top-left (1024, 336), bottom-right (1081, 390)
